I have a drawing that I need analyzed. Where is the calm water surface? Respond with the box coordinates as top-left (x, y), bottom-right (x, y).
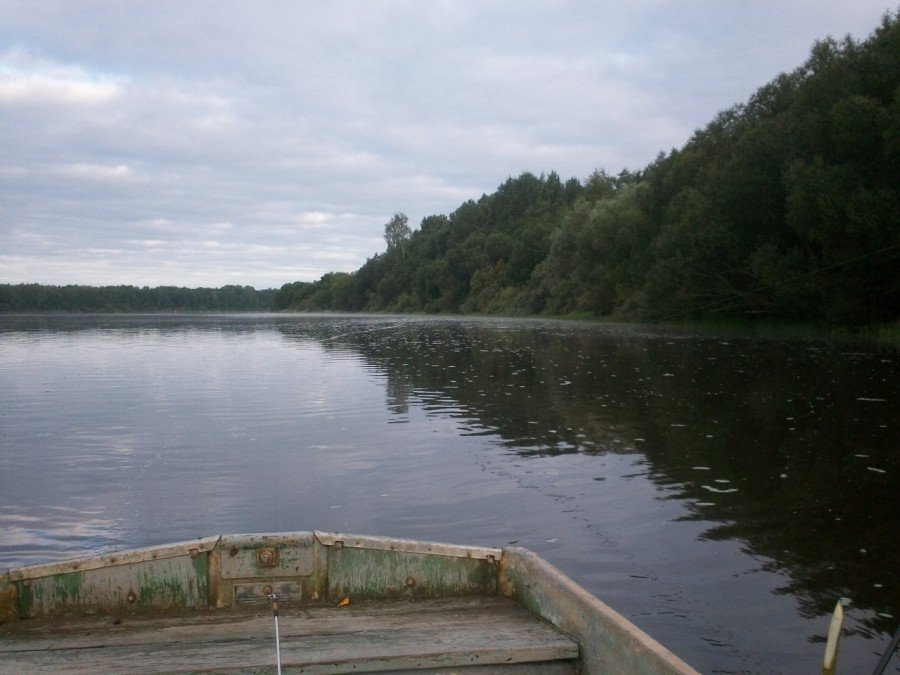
top-left (1, 314), bottom-right (897, 673)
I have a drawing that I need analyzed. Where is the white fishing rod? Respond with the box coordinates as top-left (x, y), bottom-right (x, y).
top-left (268, 592), bottom-right (282, 675)
top-left (269, 456), bottom-right (283, 674)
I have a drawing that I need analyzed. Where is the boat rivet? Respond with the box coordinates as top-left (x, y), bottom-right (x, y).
top-left (189, 548), bottom-right (199, 558)
top-left (263, 584), bottom-right (273, 595)
top-left (405, 576), bottom-right (416, 587)
top-left (486, 555), bottom-right (495, 564)
top-left (334, 541), bottom-right (343, 550)
top-left (229, 547), bottom-right (239, 558)
top-left (127, 591), bottom-right (136, 603)
top-left (257, 546), bottom-right (279, 568)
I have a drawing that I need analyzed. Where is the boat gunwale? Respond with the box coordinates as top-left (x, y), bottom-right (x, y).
top-left (6, 535), bottom-right (221, 581)
top-left (5, 530), bottom-right (503, 582)
top-left (315, 531), bottom-right (502, 561)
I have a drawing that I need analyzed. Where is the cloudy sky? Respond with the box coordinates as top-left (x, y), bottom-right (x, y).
top-left (0, 2), bottom-right (891, 289)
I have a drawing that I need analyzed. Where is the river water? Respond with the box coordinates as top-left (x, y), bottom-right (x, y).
top-left (0, 314), bottom-right (896, 672)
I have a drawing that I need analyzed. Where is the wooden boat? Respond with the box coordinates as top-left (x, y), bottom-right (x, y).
top-left (1, 531), bottom-right (698, 673)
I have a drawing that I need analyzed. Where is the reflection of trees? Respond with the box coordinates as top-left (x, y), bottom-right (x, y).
top-left (279, 318), bottom-right (899, 635)
top-left (386, 370), bottom-right (411, 417)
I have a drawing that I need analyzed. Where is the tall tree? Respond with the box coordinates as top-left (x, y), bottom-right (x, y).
top-left (383, 212), bottom-right (411, 255)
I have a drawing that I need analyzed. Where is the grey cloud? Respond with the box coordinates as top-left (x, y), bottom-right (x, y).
top-left (0, 0), bottom-right (891, 287)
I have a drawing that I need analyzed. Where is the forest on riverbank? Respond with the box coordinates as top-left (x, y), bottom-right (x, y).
top-left (0, 284), bottom-right (276, 313)
top-left (276, 14), bottom-right (899, 327)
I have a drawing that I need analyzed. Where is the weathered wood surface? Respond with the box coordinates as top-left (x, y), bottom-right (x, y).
top-left (499, 547), bottom-right (699, 675)
top-left (315, 532), bottom-right (502, 561)
top-left (0, 596), bottom-right (579, 673)
top-left (326, 546), bottom-right (497, 602)
top-left (2, 530), bottom-right (699, 672)
top-left (7, 536), bottom-right (220, 582)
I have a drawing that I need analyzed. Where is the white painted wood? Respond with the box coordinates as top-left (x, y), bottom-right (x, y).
top-left (315, 531), bottom-right (502, 561)
top-left (822, 600), bottom-right (844, 675)
top-left (8, 536), bottom-right (220, 581)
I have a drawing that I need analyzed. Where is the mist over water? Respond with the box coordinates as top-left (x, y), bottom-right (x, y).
top-left (1, 314), bottom-right (897, 672)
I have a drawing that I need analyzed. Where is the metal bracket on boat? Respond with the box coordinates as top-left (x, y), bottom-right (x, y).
top-left (256, 546), bottom-right (279, 568)
top-left (234, 582), bottom-right (300, 606)
top-left (219, 533), bottom-right (315, 579)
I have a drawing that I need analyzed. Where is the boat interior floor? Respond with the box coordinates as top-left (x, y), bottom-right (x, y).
top-left (0, 595), bottom-right (580, 673)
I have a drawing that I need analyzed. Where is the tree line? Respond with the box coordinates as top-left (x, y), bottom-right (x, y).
top-left (0, 284), bottom-right (276, 313)
top-left (276, 14), bottom-right (899, 327)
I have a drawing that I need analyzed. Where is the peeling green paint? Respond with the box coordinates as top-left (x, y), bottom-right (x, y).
top-left (191, 552), bottom-right (209, 600)
top-left (327, 548), bottom-right (498, 601)
top-left (52, 572), bottom-right (84, 604)
top-left (137, 570), bottom-right (189, 607)
top-left (15, 581), bottom-right (33, 618)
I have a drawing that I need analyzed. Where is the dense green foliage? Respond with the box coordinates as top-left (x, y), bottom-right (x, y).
top-left (0, 284), bottom-right (276, 313)
top-left (275, 171), bottom-right (584, 314)
top-left (277, 15), bottom-right (899, 326)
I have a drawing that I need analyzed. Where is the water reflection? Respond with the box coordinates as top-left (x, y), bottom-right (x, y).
top-left (278, 317), bottom-right (899, 637)
top-left (2, 314), bottom-right (897, 671)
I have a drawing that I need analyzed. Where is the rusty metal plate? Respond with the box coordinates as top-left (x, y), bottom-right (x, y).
top-left (220, 533), bottom-right (315, 579)
top-left (233, 581), bottom-right (301, 606)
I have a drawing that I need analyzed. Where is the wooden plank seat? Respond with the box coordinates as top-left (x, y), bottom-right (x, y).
top-left (0, 596), bottom-right (580, 673)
